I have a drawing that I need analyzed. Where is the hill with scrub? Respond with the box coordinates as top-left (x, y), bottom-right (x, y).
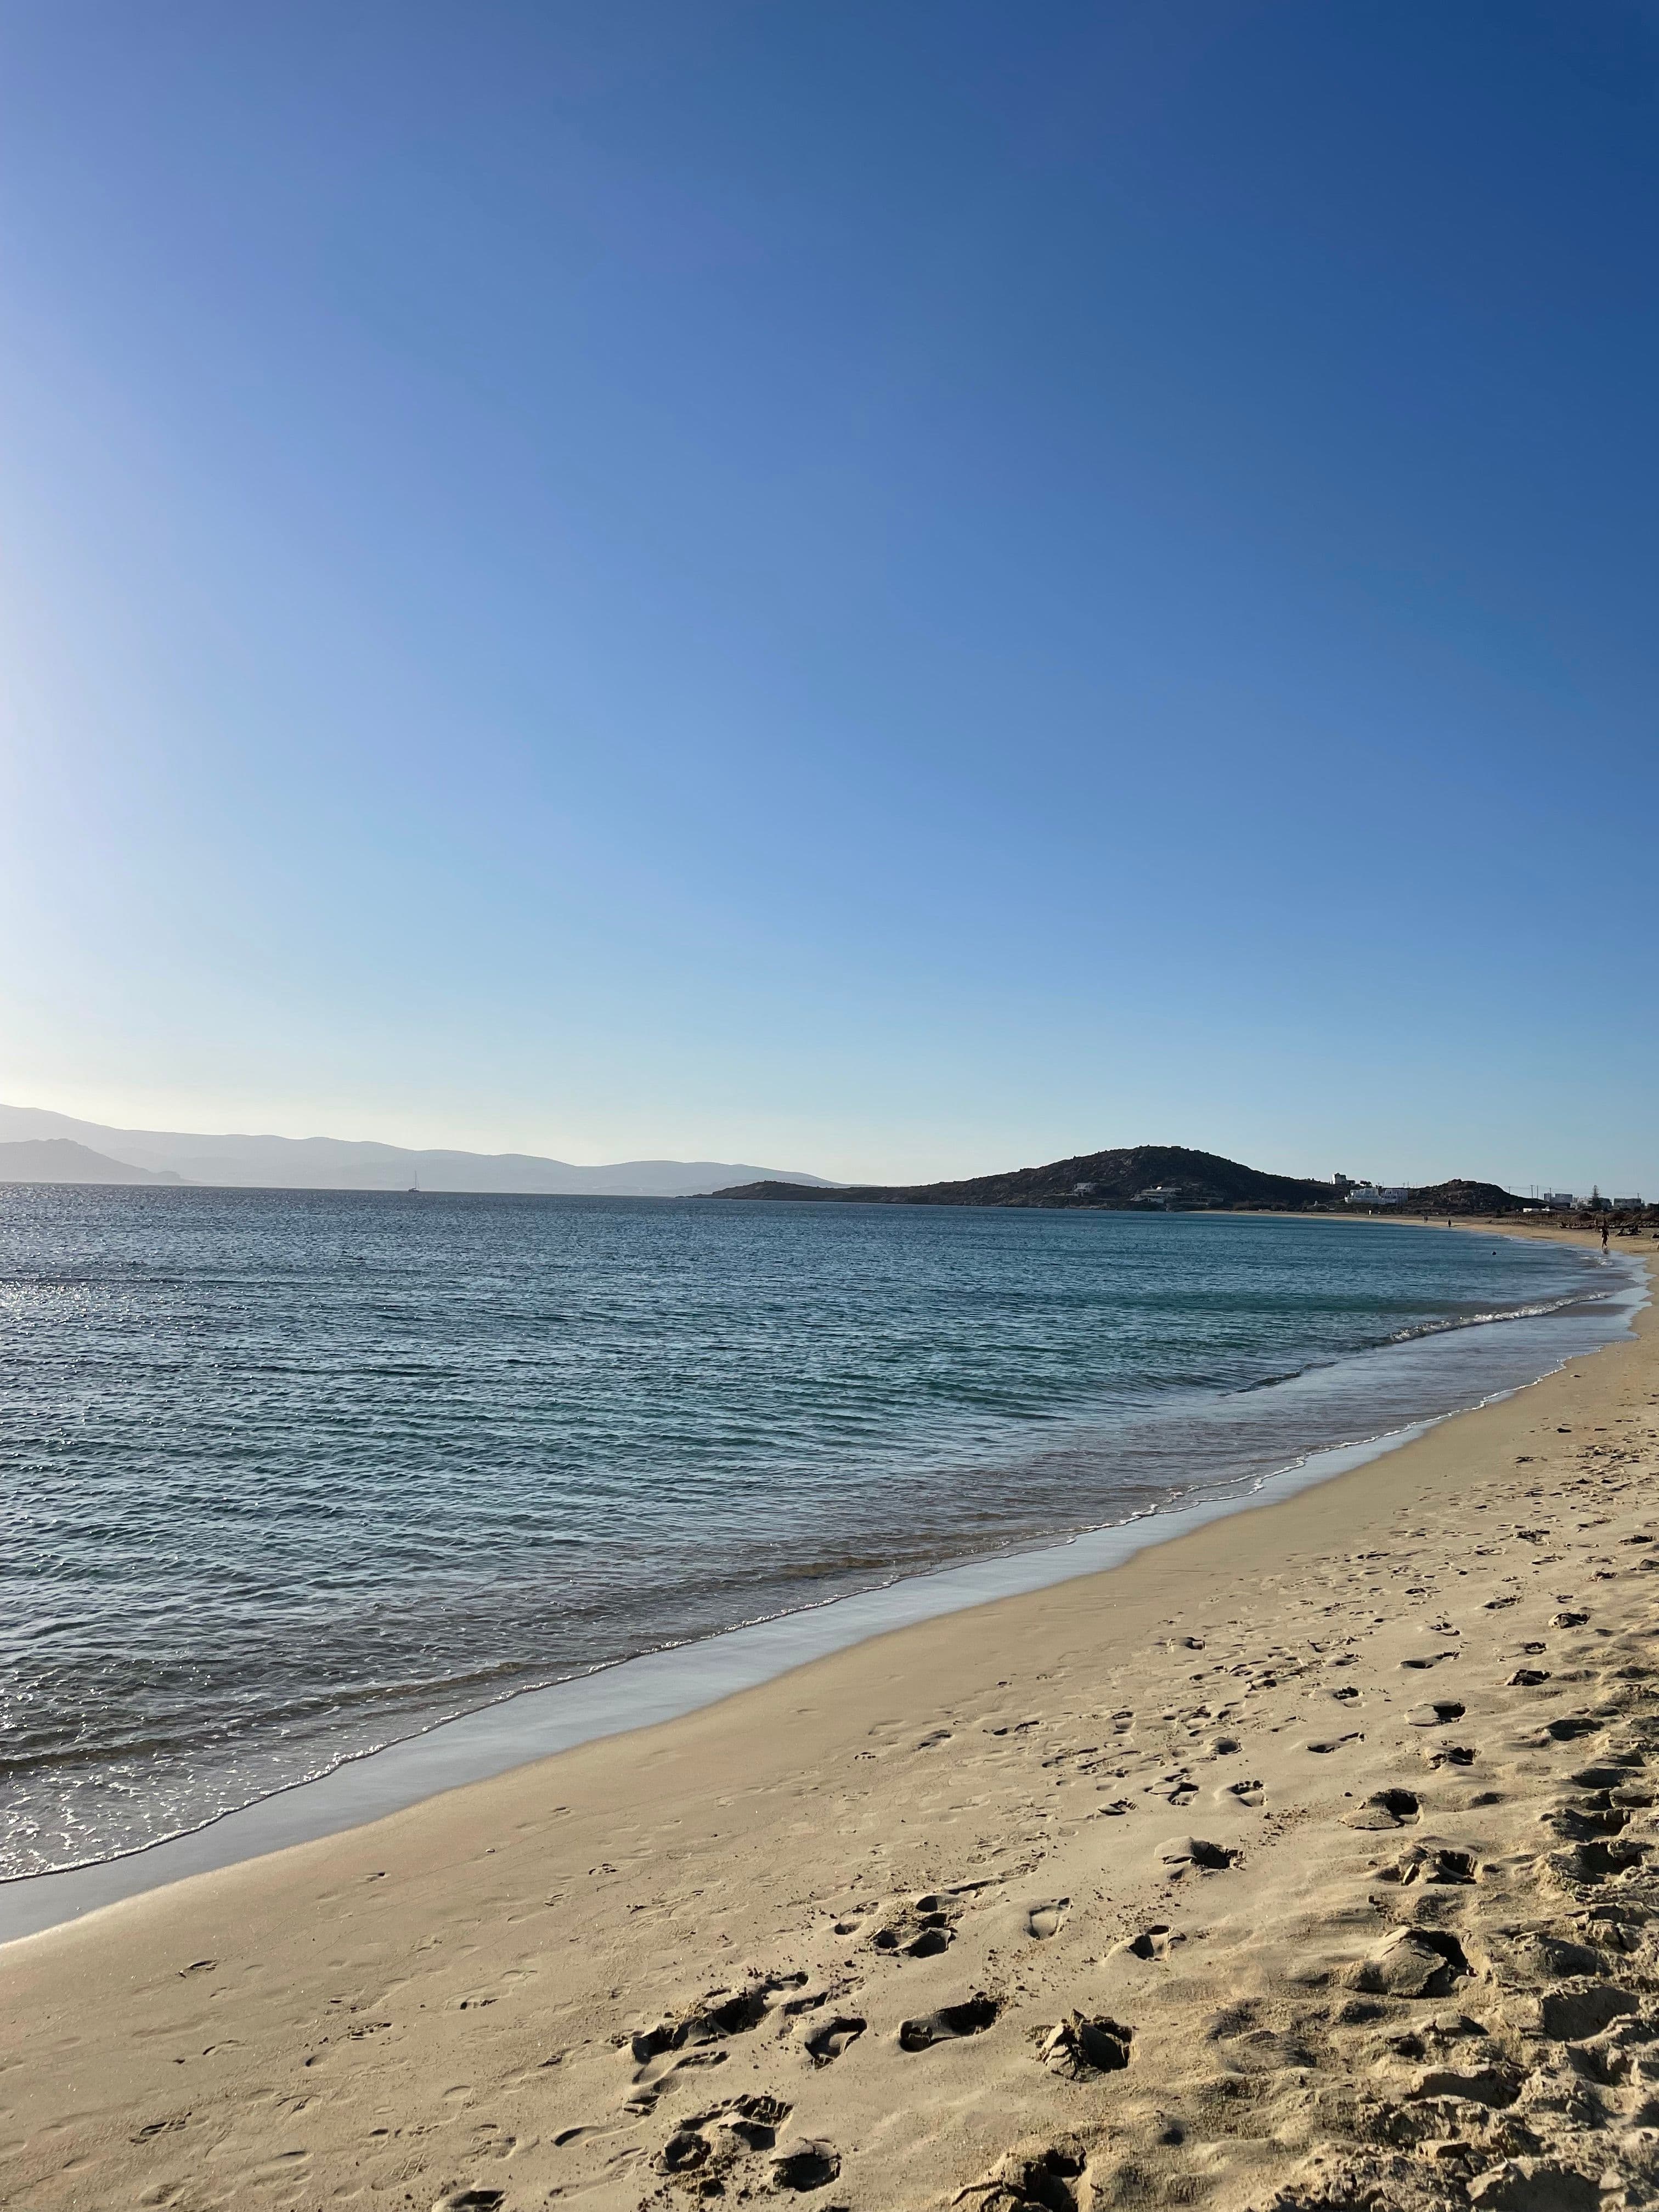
top-left (713, 1146), bottom-right (1529, 1214)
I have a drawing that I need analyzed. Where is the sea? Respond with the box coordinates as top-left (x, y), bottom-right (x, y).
top-left (0, 1184), bottom-right (1639, 1887)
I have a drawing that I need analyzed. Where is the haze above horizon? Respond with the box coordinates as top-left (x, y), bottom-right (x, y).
top-left (2, 2), bottom-right (1654, 1192)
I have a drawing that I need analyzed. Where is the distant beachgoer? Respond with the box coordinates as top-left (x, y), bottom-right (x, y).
top-left (1601, 1221), bottom-right (1610, 1251)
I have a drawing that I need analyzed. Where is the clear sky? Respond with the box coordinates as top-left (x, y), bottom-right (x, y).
top-left (2, 2), bottom-right (1655, 1191)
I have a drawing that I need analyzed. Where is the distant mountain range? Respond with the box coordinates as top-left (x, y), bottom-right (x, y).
top-left (0, 1105), bottom-right (837, 1197)
top-left (0, 1138), bottom-right (184, 1185)
top-left (714, 1144), bottom-right (1527, 1214)
top-left (0, 1111), bottom-right (1529, 1214)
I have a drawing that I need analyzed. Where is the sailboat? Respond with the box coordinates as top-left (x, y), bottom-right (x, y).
top-left (408, 1168), bottom-right (420, 1194)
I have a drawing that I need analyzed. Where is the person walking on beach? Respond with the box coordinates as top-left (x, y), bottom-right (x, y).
top-left (1602, 1220), bottom-right (1610, 1252)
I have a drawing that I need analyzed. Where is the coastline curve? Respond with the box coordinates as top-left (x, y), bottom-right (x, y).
top-left (2, 1237), bottom-right (1644, 1946)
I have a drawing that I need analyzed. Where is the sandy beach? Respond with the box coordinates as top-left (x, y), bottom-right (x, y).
top-left (4, 1224), bottom-right (1657, 2212)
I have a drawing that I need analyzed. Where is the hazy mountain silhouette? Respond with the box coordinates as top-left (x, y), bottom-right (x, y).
top-left (0, 1105), bottom-right (836, 1197)
top-left (0, 1138), bottom-right (184, 1185)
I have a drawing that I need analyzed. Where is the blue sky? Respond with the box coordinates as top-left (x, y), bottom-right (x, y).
top-left (1, 1), bottom-right (1655, 1189)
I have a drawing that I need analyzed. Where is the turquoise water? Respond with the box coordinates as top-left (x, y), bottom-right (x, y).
top-left (0, 1187), bottom-right (1626, 1878)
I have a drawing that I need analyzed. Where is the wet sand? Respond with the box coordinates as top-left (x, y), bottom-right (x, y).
top-left (3, 1224), bottom-right (1656, 2212)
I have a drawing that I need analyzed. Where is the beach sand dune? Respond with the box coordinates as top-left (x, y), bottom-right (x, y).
top-left (3, 1233), bottom-right (1655, 2212)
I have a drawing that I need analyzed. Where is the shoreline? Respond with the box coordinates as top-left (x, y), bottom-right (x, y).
top-left (0, 1420), bottom-right (1471, 1944)
top-left (1, 1227), bottom-right (1638, 1943)
top-left (6, 1226), bottom-right (1659, 2211)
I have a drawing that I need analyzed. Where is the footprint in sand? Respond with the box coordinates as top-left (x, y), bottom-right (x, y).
top-left (1025, 1898), bottom-right (1070, 1940)
top-left (624, 2043), bottom-right (731, 2109)
top-left (867, 1883), bottom-right (994, 1960)
top-left (800, 2013), bottom-right (866, 2067)
top-left (868, 1903), bottom-right (955, 1959)
top-left (1542, 1796), bottom-right (1631, 1842)
top-left (1348, 1925), bottom-right (1471, 1997)
top-left (1569, 1758), bottom-right (1648, 1790)
top-left (770, 2138), bottom-right (843, 2190)
top-left (1534, 1986), bottom-right (1639, 2040)
top-left (1037, 2011), bottom-right (1133, 2075)
top-left (1111, 1925), bottom-right (1181, 1960)
top-left (955, 2141), bottom-right (1091, 2209)
top-left (777, 1985), bottom-right (833, 2017)
top-left (1343, 1787), bottom-right (1420, 1831)
top-left (656, 2094), bottom-right (794, 2180)
top-left (916, 1884), bottom-right (995, 1910)
top-left (898, 1995), bottom-right (1002, 2051)
top-left (1216, 1777), bottom-right (1263, 1805)
top-left (1375, 1841), bottom-right (1476, 1886)
top-left (130, 2117), bottom-right (189, 2143)
top-left (1547, 1835), bottom-right (1645, 1886)
top-left (1543, 1714), bottom-right (1601, 1742)
top-left (1405, 1700), bottom-right (1465, 1727)
top-left (1156, 1836), bottom-right (1240, 1872)
top-left (630, 1977), bottom-right (797, 2066)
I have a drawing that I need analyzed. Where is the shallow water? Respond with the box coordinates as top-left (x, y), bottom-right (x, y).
top-left (0, 1188), bottom-right (1627, 1877)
